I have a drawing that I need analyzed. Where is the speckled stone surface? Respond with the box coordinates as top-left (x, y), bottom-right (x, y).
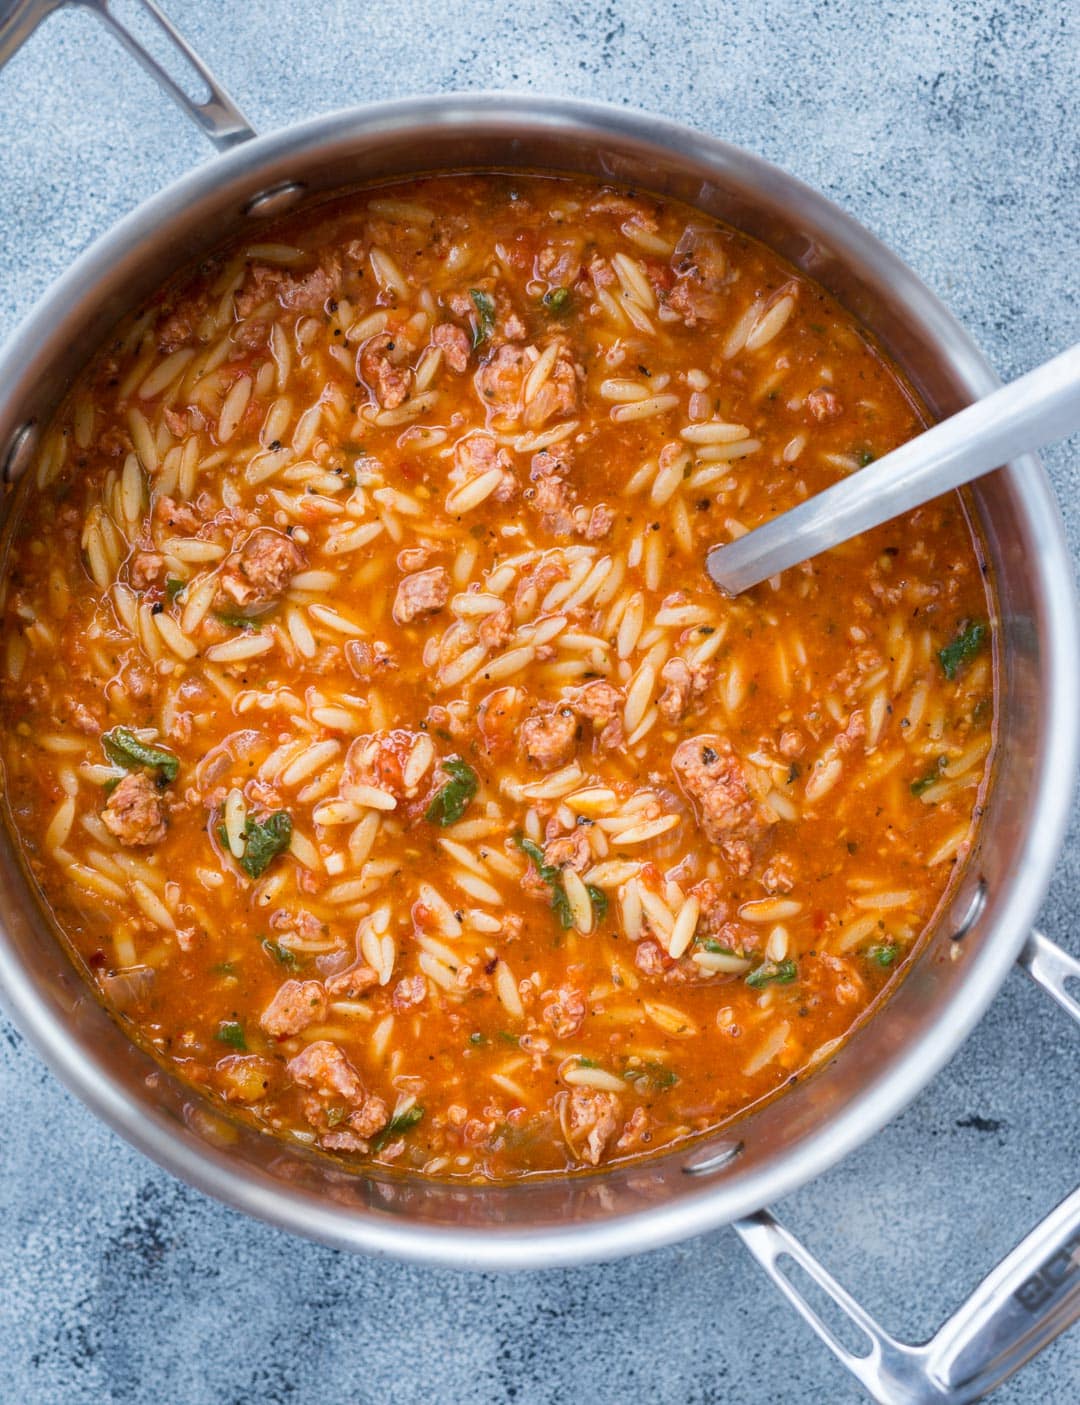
top-left (0, 2), bottom-right (1077, 1401)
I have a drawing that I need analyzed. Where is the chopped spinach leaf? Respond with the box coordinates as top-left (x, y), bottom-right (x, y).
top-left (543, 286), bottom-right (571, 314)
top-left (576, 1056), bottom-right (600, 1068)
top-left (215, 609), bottom-right (261, 631)
top-left (165, 577), bottom-right (186, 601)
top-left (226, 811), bottom-right (293, 879)
top-left (512, 852), bottom-right (607, 930)
top-left (261, 937), bottom-right (300, 970)
top-left (867, 942), bottom-right (898, 968)
top-left (550, 884), bottom-right (573, 929)
top-left (624, 1060), bottom-right (678, 1090)
top-left (515, 835), bottom-right (548, 870)
top-left (497, 1031), bottom-right (520, 1047)
top-left (216, 1021), bottom-right (246, 1051)
top-left (514, 833), bottom-right (574, 930)
top-left (469, 289), bottom-right (495, 348)
top-left (701, 939), bottom-right (737, 955)
top-left (587, 884), bottom-right (609, 922)
top-left (746, 958), bottom-right (798, 989)
top-left (371, 1104), bottom-right (424, 1151)
top-left (425, 757), bottom-right (479, 826)
top-left (101, 726), bottom-right (179, 782)
top-left (938, 621), bottom-right (986, 680)
top-left (911, 756), bottom-right (948, 796)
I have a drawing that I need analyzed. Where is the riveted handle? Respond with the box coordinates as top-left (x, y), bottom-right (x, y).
top-left (735, 929), bottom-right (1080, 1404)
top-left (0, 0), bottom-right (255, 149)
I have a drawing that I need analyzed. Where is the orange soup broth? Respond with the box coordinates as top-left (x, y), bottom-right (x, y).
top-left (0, 174), bottom-right (996, 1178)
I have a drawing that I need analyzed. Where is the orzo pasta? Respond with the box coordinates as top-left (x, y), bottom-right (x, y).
top-left (0, 175), bottom-right (995, 1178)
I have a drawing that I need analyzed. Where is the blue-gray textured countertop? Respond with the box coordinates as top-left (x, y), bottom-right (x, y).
top-left (0, 2), bottom-right (1077, 1401)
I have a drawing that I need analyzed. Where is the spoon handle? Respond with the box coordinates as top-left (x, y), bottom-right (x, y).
top-left (706, 341), bottom-right (1080, 595)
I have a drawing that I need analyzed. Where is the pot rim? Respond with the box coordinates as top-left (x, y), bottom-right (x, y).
top-left (0, 92), bottom-right (1076, 1269)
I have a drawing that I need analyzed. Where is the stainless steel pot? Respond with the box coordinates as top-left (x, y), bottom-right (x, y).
top-left (0, 4), bottom-right (1077, 1400)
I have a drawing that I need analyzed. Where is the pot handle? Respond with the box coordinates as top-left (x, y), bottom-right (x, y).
top-left (734, 929), bottom-right (1080, 1405)
top-left (0, 0), bottom-right (255, 149)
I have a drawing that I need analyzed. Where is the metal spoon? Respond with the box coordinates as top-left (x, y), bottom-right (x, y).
top-left (706, 342), bottom-right (1080, 595)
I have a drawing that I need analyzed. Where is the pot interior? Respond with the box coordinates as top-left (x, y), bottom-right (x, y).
top-left (0, 100), bottom-right (1070, 1261)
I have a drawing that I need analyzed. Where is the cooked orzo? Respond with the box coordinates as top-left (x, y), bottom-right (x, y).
top-left (0, 174), bottom-right (995, 1178)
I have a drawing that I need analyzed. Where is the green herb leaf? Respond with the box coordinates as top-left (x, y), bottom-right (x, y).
top-left (469, 1032), bottom-right (487, 1045)
top-left (911, 756), bottom-right (948, 797)
top-left (371, 1104), bottom-right (424, 1152)
top-left (576, 1056), bottom-right (600, 1068)
top-left (587, 884), bottom-right (609, 921)
top-left (215, 610), bottom-right (261, 631)
top-left (867, 942), bottom-right (898, 968)
top-left (101, 726), bottom-right (179, 782)
top-left (624, 1060), bottom-right (678, 1090)
top-left (701, 939), bottom-right (736, 955)
top-left (550, 884), bottom-right (574, 930)
top-left (230, 811), bottom-right (293, 879)
top-left (325, 1106), bottom-right (348, 1128)
top-left (856, 448), bottom-right (875, 467)
top-left (746, 958), bottom-right (798, 989)
top-left (165, 577), bottom-right (186, 601)
top-left (261, 937), bottom-right (300, 970)
top-left (514, 833), bottom-right (575, 929)
top-left (543, 286), bottom-right (571, 314)
top-left (424, 757), bottom-right (479, 826)
top-left (497, 1031), bottom-right (520, 1046)
top-left (216, 1021), bottom-right (246, 1051)
top-left (515, 835), bottom-right (548, 871)
top-left (938, 621), bottom-right (986, 680)
top-left (469, 289), bottom-right (495, 348)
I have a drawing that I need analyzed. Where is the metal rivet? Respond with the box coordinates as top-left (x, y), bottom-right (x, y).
top-left (2, 423), bottom-right (38, 484)
top-left (682, 1139), bottom-right (744, 1176)
top-left (951, 878), bottom-right (987, 941)
top-left (243, 181), bottom-right (307, 219)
